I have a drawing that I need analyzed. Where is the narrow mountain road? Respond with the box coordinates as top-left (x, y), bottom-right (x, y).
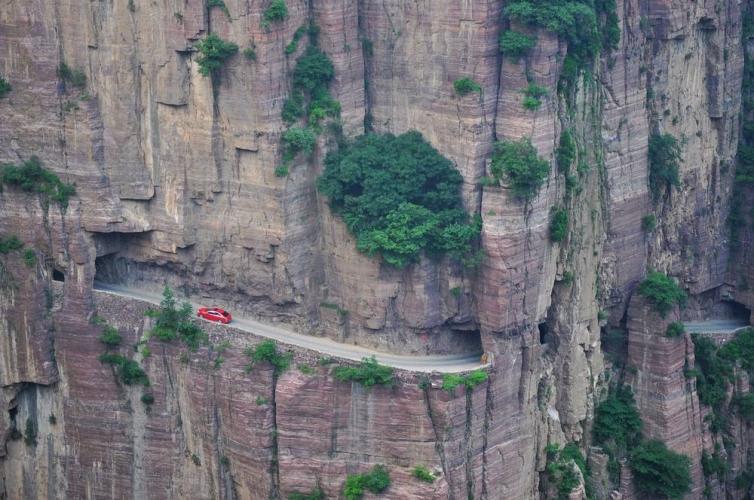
top-left (683, 319), bottom-right (750, 335)
top-left (93, 282), bottom-right (486, 373)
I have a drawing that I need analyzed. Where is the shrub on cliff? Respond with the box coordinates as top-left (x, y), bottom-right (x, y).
top-left (287, 487), bottom-right (325, 500)
top-left (100, 325), bottom-right (122, 346)
top-left (556, 129), bottom-right (576, 172)
top-left (412, 465), bottom-right (435, 483)
top-left (57, 62), bottom-right (86, 89)
top-left (521, 82), bottom-right (548, 110)
top-left (263, 0), bottom-right (288, 24)
top-left (318, 131), bottom-right (480, 267)
top-left (333, 356), bottom-right (393, 388)
top-left (453, 77), bottom-right (482, 96)
top-left (692, 334), bottom-right (733, 409)
top-left (648, 132), bottom-right (682, 199)
top-left (0, 76), bottom-right (11, 98)
top-left (343, 465), bottom-right (390, 500)
top-left (665, 321), bottom-right (685, 338)
top-left (0, 235), bottom-right (23, 254)
top-left (441, 370), bottom-right (488, 391)
top-left (1, 156), bottom-right (76, 209)
top-left (489, 138), bottom-right (550, 200)
top-left (244, 340), bottom-right (292, 376)
top-left (629, 440), bottom-right (691, 499)
top-left (593, 385), bottom-right (642, 451)
top-left (549, 207), bottom-right (569, 242)
top-left (637, 271), bottom-right (686, 317)
top-left (99, 353), bottom-right (150, 386)
top-left (499, 31), bottom-right (536, 60)
top-left (195, 33), bottom-right (239, 77)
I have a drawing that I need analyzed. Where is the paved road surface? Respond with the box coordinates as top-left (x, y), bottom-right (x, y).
top-left (93, 282), bottom-right (486, 373)
top-left (683, 319), bottom-right (750, 335)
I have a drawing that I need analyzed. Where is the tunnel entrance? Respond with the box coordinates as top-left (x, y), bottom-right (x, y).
top-left (538, 322), bottom-right (549, 345)
top-left (52, 269), bottom-right (65, 282)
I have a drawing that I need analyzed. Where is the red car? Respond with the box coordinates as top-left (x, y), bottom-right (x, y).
top-left (197, 307), bottom-right (232, 324)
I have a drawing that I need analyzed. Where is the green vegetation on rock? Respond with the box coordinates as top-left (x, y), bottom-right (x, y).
top-left (453, 77), bottom-right (482, 96)
top-left (195, 33), bottom-right (238, 77)
top-left (1, 156), bottom-right (76, 209)
top-left (57, 62), bottom-right (87, 89)
top-left (411, 465), bottom-right (435, 483)
top-left (0, 76), bottom-right (11, 98)
top-left (489, 138), bottom-right (550, 200)
top-left (0, 235), bottom-right (23, 254)
top-left (318, 131), bottom-right (480, 267)
top-left (441, 370), bottom-right (488, 391)
top-left (556, 129), bottom-right (576, 172)
top-left (99, 353), bottom-right (150, 386)
top-left (100, 325), bottom-right (123, 346)
top-left (549, 207), bottom-right (569, 242)
top-left (263, 0), bottom-right (288, 24)
top-left (343, 465), bottom-right (390, 500)
top-left (244, 340), bottom-right (292, 376)
top-left (546, 443), bottom-right (589, 499)
top-left (521, 82), bottom-right (548, 110)
top-left (637, 271), bottom-right (686, 317)
top-left (629, 440), bottom-right (692, 499)
top-left (499, 31), bottom-right (537, 61)
top-left (665, 321), bottom-right (685, 338)
top-left (648, 132), bottom-right (682, 200)
top-left (333, 356), bottom-right (394, 388)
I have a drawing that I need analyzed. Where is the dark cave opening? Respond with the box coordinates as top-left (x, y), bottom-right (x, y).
top-left (51, 269), bottom-right (65, 282)
top-left (538, 322), bottom-right (549, 345)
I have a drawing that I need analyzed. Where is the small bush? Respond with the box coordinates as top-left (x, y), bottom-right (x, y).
top-left (100, 325), bottom-right (122, 346)
top-left (282, 126), bottom-right (317, 157)
top-left (556, 129), bottom-right (576, 172)
top-left (243, 47), bottom-right (257, 60)
top-left (0, 235), bottom-right (23, 254)
top-left (274, 165), bottom-right (289, 177)
top-left (298, 364), bottom-right (315, 375)
top-left (453, 77), bottom-right (482, 96)
top-left (333, 356), bottom-right (394, 388)
top-left (141, 393), bottom-right (155, 405)
top-left (0, 76), bottom-right (11, 98)
top-left (57, 63), bottom-right (86, 89)
top-left (21, 248), bottom-right (36, 268)
top-left (593, 385), bottom-right (642, 451)
top-left (412, 465), bottom-right (435, 483)
top-left (521, 83), bottom-right (548, 110)
top-left (637, 271), bottom-right (687, 317)
top-left (191, 453), bottom-right (201, 466)
top-left (442, 370), bottom-right (488, 391)
top-left (734, 393), bottom-right (754, 422)
top-left (629, 440), bottom-right (692, 499)
top-left (1, 156), bottom-right (76, 208)
top-left (24, 418), bottom-right (37, 446)
top-left (263, 0), bottom-right (288, 23)
top-left (285, 26), bottom-right (307, 55)
top-left (648, 132), bottom-right (682, 199)
top-left (244, 340), bottom-right (292, 376)
top-left (549, 207), bottom-right (569, 242)
top-left (692, 334), bottom-right (733, 409)
top-left (99, 353), bottom-right (150, 386)
top-left (195, 33), bottom-right (239, 77)
top-left (490, 138), bottom-right (550, 200)
top-left (665, 321), bottom-right (685, 338)
top-left (641, 214), bottom-right (656, 232)
top-left (701, 450), bottom-right (728, 479)
top-left (499, 30), bottom-right (536, 60)
top-left (49, 414), bottom-right (57, 425)
top-left (546, 443), bottom-right (587, 499)
top-left (343, 465), bottom-right (390, 500)
top-left (255, 396), bottom-right (268, 405)
top-left (292, 46), bottom-right (334, 91)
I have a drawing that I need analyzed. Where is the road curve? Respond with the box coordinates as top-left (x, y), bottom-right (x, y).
top-left (93, 282), bottom-right (486, 373)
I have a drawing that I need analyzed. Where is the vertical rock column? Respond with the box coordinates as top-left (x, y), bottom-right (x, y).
top-left (625, 295), bottom-right (705, 497)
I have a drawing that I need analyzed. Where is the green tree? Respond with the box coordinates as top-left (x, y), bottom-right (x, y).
top-left (499, 31), bottom-right (537, 60)
top-left (629, 440), bottom-right (691, 499)
top-left (318, 131), bottom-right (479, 266)
top-left (333, 356), bottom-right (394, 388)
top-left (453, 77), bottom-right (482, 96)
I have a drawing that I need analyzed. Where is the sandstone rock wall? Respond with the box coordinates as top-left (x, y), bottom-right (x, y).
top-left (0, 0), bottom-right (751, 498)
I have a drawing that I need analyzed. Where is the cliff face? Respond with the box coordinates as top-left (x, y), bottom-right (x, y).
top-left (0, 0), bottom-right (751, 498)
